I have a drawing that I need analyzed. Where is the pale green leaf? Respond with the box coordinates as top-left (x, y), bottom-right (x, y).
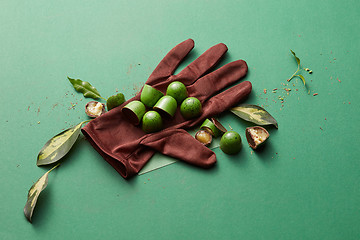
top-left (37, 122), bottom-right (83, 166)
top-left (230, 104), bottom-right (278, 128)
top-left (24, 164), bottom-right (60, 223)
top-left (68, 77), bottom-right (102, 99)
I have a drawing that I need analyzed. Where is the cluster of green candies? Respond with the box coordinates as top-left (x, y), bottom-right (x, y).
top-left (122, 82), bottom-right (202, 133)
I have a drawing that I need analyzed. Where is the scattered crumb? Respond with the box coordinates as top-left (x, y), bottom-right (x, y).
top-left (68, 102), bottom-right (77, 110)
top-left (313, 93), bottom-right (318, 96)
top-left (37, 121), bottom-right (40, 124)
top-left (127, 64), bottom-right (133, 75)
top-left (264, 89), bottom-right (267, 94)
top-left (320, 127), bottom-right (323, 130)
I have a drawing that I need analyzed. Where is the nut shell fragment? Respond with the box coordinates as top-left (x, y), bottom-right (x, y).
top-left (211, 118), bottom-right (227, 135)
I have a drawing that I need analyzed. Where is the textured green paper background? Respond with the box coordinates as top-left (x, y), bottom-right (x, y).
top-left (1, 0), bottom-right (359, 239)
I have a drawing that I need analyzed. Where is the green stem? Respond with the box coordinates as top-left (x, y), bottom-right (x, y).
top-left (48, 163), bottom-right (61, 173)
top-left (80, 120), bottom-right (91, 126)
top-left (100, 96), bottom-right (108, 101)
top-left (288, 64), bottom-right (300, 81)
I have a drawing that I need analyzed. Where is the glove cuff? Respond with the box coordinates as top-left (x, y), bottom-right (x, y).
top-left (81, 126), bottom-right (155, 179)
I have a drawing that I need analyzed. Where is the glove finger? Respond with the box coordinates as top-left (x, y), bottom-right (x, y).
top-left (164, 81), bottom-right (252, 130)
top-left (146, 39), bottom-right (194, 86)
top-left (174, 43), bottom-right (228, 85)
top-left (187, 60), bottom-right (248, 102)
top-left (202, 81), bottom-right (252, 117)
top-left (140, 128), bottom-right (216, 168)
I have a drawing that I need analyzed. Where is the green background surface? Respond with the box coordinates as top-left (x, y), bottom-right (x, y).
top-left (1, 0), bottom-right (359, 239)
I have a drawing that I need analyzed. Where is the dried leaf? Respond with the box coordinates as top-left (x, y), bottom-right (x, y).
top-left (37, 122), bottom-right (83, 166)
top-left (68, 77), bottom-right (102, 99)
top-left (298, 74), bottom-right (306, 85)
top-left (24, 164), bottom-right (60, 223)
top-left (230, 104), bottom-right (278, 128)
top-left (290, 50), bottom-right (300, 66)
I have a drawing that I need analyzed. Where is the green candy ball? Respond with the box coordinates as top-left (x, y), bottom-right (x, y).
top-left (166, 81), bottom-right (188, 104)
top-left (220, 131), bottom-right (242, 155)
top-left (142, 111), bottom-right (163, 133)
top-left (180, 97), bottom-right (202, 119)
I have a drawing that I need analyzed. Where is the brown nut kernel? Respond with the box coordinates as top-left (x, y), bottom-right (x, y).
top-left (245, 126), bottom-right (269, 149)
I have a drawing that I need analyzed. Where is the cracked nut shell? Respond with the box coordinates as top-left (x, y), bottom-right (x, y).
top-left (85, 101), bottom-right (106, 118)
top-left (245, 126), bottom-right (269, 149)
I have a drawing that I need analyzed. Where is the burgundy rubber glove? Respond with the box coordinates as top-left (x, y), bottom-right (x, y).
top-left (82, 39), bottom-right (251, 178)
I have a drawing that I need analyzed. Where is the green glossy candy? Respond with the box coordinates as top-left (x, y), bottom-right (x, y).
top-left (106, 93), bottom-right (125, 110)
top-left (140, 84), bottom-right (164, 108)
top-left (142, 111), bottom-right (163, 133)
top-left (122, 100), bottom-right (146, 125)
top-left (220, 131), bottom-right (242, 155)
top-left (180, 97), bottom-right (202, 120)
top-left (154, 95), bottom-right (177, 117)
top-left (166, 81), bottom-right (188, 104)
